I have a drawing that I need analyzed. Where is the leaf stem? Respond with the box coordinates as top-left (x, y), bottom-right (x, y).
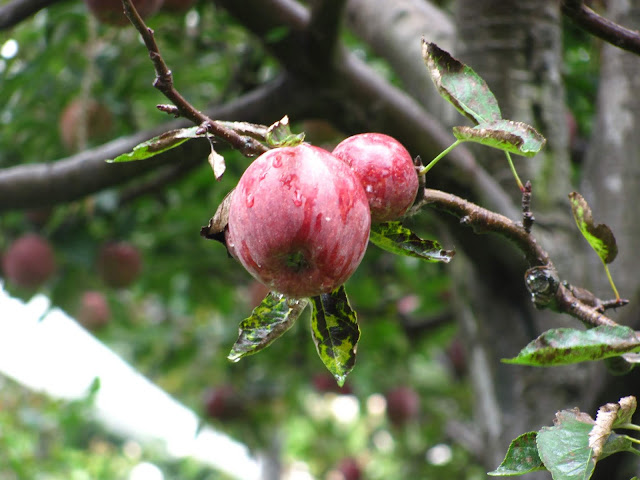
top-left (419, 139), bottom-right (463, 176)
top-left (602, 261), bottom-right (621, 301)
top-left (504, 151), bottom-right (524, 191)
top-left (621, 435), bottom-right (640, 447)
top-left (618, 423), bottom-right (640, 433)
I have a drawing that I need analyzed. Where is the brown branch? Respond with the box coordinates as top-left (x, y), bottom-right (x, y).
top-left (0, 0), bottom-right (62, 30)
top-left (561, 0), bottom-right (640, 56)
top-left (307, 0), bottom-right (348, 65)
top-left (121, 0), bottom-right (267, 157)
top-left (421, 188), bottom-right (618, 327)
top-left (0, 75), bottom-right (311, 211)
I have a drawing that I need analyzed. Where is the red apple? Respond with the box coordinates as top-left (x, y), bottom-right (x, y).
top-left (59, 98), bottom-right (113, 151)
top-left (332, 133), bottom-right (419, 223)
top-left (77, 291), bottom-right (111, 330)
top-left (2, 234), bottom-right (56, 289)
top-left (97, 242), bottom-right (142, 288)
top-left (227, 144), bottom-right (371, 298)
top-left (385, 386), bottom-right (420, 426)
top-left (84, 0), bottom-right (164, 26)
top-left (337, 457), bottom-right (362, 480)
top-left (203, 385), bottom-right (244, 420)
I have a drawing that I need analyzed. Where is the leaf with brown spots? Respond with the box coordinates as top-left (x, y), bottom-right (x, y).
top-left (503, 326), bottom-right (640, 366)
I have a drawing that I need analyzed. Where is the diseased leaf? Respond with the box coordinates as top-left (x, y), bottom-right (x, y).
top-left (452, 120), bottom-right (546, 157)
top-left (422, 39), bottom-right (501, 125)
top-left (569, 192), bottom-right (618, 264)
top-left (369, 222), bottom-right (454, 263)
top-left (310, 286), bottom-right (359, 386)
top-left (208, 148), bottom-right (226, 180)
top-left (503, 326), bottom-right (640, 366)
top-left (228, 293), bottom-right (309, 362)
top-left (200, 188), bottom-right (234, 247)
top-left (107, 126), bottom-right (202, 163)
top-left (537, 408), bottom-right (596, 480)
top-left (265, 115), bottom-right (305, 147)
top-left (589, 397), bottom-right (637, 460)
top-left (488, 432), bottom-right (546, 476)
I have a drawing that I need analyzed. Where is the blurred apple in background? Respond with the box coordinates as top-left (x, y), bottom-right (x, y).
top-left (2, 234), bottom-right (56, 290)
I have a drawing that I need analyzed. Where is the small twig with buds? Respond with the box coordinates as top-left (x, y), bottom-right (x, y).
top-left (421, 188), bottom-right (623, 328)
top-left (120, 0), bottom-right (267, 158)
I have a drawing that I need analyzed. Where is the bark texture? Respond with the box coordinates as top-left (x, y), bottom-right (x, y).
top-left (582, 1), bottom-right (640, 476)
top-left (452, 0), bottom-right (590, 473)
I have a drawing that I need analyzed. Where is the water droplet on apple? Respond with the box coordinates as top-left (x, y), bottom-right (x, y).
top-left (293, 190), bottom-right (303, 206)
top-left (246, 193), bottom-right (254, 208)
top-left (365, 185), bottom-right (373, 193)
top-left (325, 217), bottom-right (332, 222)
top-left (272, 156), bottom-right (282, 168)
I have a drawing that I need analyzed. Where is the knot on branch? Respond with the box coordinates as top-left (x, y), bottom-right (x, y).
top-left (525, 265), bottom-right (560, 308)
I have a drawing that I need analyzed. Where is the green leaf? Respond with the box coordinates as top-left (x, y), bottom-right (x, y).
top-left (369, 222), bottom-right (455, 263)
top-left (107, 127), bottom-right (203, 163)
top-left (422, 39), bottom-right (502, 125)
top-left (537, 409), bottom-right (596, 480)
top-left (265, 115), bottom-right (305, 147)
top-left (310, 286), bottom-right (360, 386)
top-left (452, 120), bottom-right (546, 157)
top-left (569, 192), bottom-right (618, 264)
top-left (488, 432), bottom-right (546, 476)
top-left (228, 292), bottom-right (309, 362)
top-left (503, 326), bottom-right (640, 366)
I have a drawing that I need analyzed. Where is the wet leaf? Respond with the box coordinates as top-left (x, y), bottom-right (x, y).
top-left (422, 40), bottom-right (501, 125)
top-left (503, 326), bottom-right (640, 366)
top-left (107, 126), bottom-right (202, 162)
top-left (265, 115), bottom-right (305, 147)
top-left (452, 120), bottom-right (546, 157)
top-left (537, 408), bottom-right (596, 480)
top-left (488, 432), bottom-right (546, 476)
top-left (228, 292), bottom-right (309, 362)
top-left (310, 285), bottom-right (359, 386)
top-left (569, 192), bottom-right (618, 264)
top-left (369, 222), bottom-right (455, 263)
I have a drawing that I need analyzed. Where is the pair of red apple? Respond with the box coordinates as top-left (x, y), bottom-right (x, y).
top-left (227, 133), bottom-right (419, 299)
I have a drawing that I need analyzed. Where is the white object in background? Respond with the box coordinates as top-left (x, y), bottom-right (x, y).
top-left (0, 284), bottom-right (260, 480)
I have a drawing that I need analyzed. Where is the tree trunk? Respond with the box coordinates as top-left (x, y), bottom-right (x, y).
top-left (452, 0), bottom-right (589, 473)
top-left (581, 0), bottom-right (640, 477)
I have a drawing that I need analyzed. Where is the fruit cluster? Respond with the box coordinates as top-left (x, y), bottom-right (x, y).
top-left (227, 133), bottom-right (418, 299)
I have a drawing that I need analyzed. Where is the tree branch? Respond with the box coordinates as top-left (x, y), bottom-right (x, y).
top-left (308, 0), bottom-right (347, 65)
top-left (0, 75), bottom-right (312, 211)
top-left (421, 188), bottom-right (618, 327)
top-left (121, 0), bottom-right (267, 157)
top-left (561, 0), bottom-right (640, 55)
top-left (0, 0), bottom-right (63, 30)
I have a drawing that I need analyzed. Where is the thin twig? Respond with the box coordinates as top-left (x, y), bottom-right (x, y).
top-left (521, 180), bottom-right (535, 233)
top-left (561, 0), bottom-right (640, 56)
top-left (121, 0), bottom-right (268, 157)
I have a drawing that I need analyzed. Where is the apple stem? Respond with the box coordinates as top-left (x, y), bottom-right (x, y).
top-left (419, 139), bottom-right (462, 176)
top-left (504, 151), bottom-right (525, 191)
